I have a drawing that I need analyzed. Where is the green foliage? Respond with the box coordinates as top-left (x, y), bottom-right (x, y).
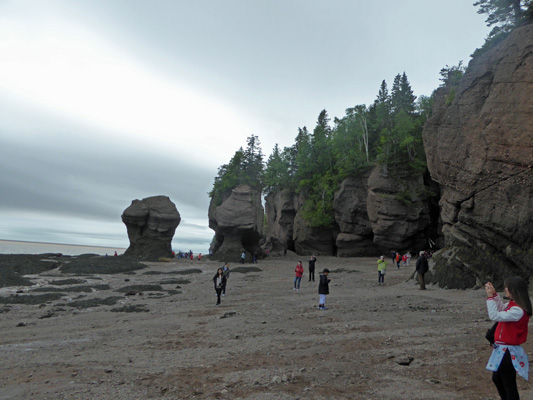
top-left (445, 88), bottom-right (456, 106)
top-left (300, 172), bottom-right (337, 228)
top-left (472, 0), bottom-right (533, 57)
top-left (439, 61), bottom-right (466, 88)
top-left (209, 135), bottom-right (264, 204)
top-left (213, 72), bottom-right (433, 229)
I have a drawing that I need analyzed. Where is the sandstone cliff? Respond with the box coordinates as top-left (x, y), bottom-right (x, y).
top-left (264, 165), bottom-right (435, 257)
top-left (208, 184), bottom-right (264, 262)
top-left (423, 23), bottom-right (533, 288)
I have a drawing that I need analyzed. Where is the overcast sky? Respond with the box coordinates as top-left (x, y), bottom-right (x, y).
top-left (0, 0), bottom-right (490, 253)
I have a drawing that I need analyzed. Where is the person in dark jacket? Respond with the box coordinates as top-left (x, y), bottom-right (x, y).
top-left (415, 251), bottom-right (429, 290)
top-left (318, 268), bottom-right (331, 310)
top-left (222, 262), bottom-right (230, 296)
top-left (213, 268), bottom-right (227, 306)
top-left (308, 255), bottom-right (317, 281)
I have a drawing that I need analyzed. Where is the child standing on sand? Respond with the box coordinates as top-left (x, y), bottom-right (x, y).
top-left (318, 269), bottom-right (331, 310)
top-left (377, 256), bottom-right (387, 285)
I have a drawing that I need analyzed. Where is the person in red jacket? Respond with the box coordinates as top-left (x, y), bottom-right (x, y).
top-left (395, 252), bottom-right (401, 269)
top-left (485, 277), bottom-right (532, 400)
top-left (293, 261), bottom-right (304, 292)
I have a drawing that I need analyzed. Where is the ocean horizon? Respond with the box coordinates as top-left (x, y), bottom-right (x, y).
top-left (0, 239), bottom-right (127, 256)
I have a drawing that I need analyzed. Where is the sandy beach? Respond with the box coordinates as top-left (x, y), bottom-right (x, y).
top-left (0, 254), bottom-right (531, 399)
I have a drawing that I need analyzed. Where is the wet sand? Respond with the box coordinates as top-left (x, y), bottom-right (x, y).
top-left (0, 254), bottom-right (531, 399)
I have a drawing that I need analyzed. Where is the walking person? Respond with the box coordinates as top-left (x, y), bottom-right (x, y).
top-left (213, 268), bottom-right (227, 306)
top-left (377, 256), bottom-right (387, 285)
top-left (294, 261), bottom-right (304, 292)
top-left (485, 277), bottom-right (532, 400)
top-left (222, 262), bottom-right (230, 296)
top-left (308, 255), bottom-right (317, 281)
top-left (396, 252), bottom-right (401, 269)
top-left (415, 251), bottom-right (429, 290)
top-left (240, 252), bottom-right (245, 264)
top-left (318, 269), bottom-right (331, 310)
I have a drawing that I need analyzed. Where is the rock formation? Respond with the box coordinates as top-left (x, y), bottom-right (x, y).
top-left (292, 211), bottom-right (337, 255)
top-left (264, 189), bottom-right (297, 254)
top-left (121, 196), bottom-right (181, 260)
top-left (333, 172), bottom-right (377, 257)
top-left (208, 184), bottom-right (264, 262)
top-left (366, 166), bottom-right (431, 252)
top-left (263, 166), bottom-right (435, 257)
top-left (423, 23), bottom-right (533, 288)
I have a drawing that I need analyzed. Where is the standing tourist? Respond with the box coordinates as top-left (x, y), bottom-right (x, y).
top-left (377, 256), bottom-right (387, 285)
top-left (485, 277), bottom-right (532, 399)
top-left (213, 268), bottom-right (227, 306)
top-left (294, 261), bottom-right (304, 292)
top-left (405, 251), bottom-right (412, 266)
top-left (240, 252), bottom-right (245, 264)
top-left (222, 262), bottom-right (230, 296)
top-left (396, 252), bottom-right (401, 269)
top-left (318, 268), bottom-right (331, 310)
top-left (308, 255), bottom-right (317, 282)
top-left (415, 251), bottom-right (429, 290)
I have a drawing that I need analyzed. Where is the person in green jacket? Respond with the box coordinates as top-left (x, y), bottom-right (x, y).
top-left (377, 255), bottom-right (387, 286)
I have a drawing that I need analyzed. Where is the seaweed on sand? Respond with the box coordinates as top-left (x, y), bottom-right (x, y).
top-left (231, 266), bottom-right (262, 273)
top-left (59, 296), bottom-right (123, 309)
top-left (0, 255), bottom-right (63, 288)
top-left (110, 304), bottom-right (150, 313)
top-left (116, 284), bottom-right (164, 293)
top-left (143, 268), bottom-right (202, 276)
top-left (32, 284), bottom-right (111, 293)
top-left (0, 293), bottom-right (64, 305)
top-left (59, 256), bottom-right (145, 275)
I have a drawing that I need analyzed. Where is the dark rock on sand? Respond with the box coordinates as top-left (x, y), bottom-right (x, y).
top-left (121, 195), bottom-right (181, 261)
top-left (0, 255), bottom-right (62, 288)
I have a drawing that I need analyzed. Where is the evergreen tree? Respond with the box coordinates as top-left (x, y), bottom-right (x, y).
top-left (472, 0), bottom-right (533, 57)
top-left (263, 143), bottom-right (291, 193)
top-left (474, 0), bottom-right (532, 28)
top-left (209, 135), bottom-right (264, 203)
top-left (241, 134), bottom-right (264, 189)
top-left (391, 72), bottom-right (416, 115)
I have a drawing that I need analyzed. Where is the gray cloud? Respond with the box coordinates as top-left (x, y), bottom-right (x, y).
top-left (0, 1), bottom-right (490, 252)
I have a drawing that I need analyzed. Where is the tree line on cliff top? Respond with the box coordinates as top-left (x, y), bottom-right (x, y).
top-left (209, 0), bottom-right (533, 229)
top-left (209, 72), bottom-right (432, 229)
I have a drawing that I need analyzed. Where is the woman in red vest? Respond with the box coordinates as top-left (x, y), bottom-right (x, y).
top-left (485, 277), bottom-right (532, 400)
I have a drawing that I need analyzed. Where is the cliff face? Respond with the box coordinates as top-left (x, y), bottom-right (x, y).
top-left (264, 189), bottom-right (297, 253)
top-left (423, 23), bottom-right (533, 287)
top-left (208, 184), bottom-right (264, 262)
top-left (264, 165), bottom-right (434, 256)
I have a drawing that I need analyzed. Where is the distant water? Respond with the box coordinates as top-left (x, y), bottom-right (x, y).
top-left (0, 240), bottom-right (127, 256)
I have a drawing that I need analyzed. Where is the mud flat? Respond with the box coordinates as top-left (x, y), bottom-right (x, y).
top-left (0, 254), bottom-right (532, 399)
